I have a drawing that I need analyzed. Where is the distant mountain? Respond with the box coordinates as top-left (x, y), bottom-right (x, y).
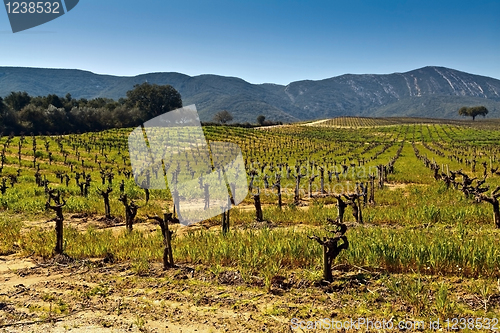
top-left (1, 66), bottom-right (500, 122)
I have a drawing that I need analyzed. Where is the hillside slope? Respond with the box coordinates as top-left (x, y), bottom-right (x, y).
top-left (1, 66), bottom-right (499, 122)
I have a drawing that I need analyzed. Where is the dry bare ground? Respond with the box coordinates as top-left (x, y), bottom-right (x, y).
top-left (2, 220), bottom-right (500, 332)
top-left (302, 119), bottom-right (330, 126)
top-left (0, 252), bottom-right (364, 333)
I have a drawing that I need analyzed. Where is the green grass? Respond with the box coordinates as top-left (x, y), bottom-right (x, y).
top-left (14, 221), bottom-right (500, 279)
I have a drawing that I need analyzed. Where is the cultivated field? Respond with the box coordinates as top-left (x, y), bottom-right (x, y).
top-left (1, 117), bottom-right (500, 332)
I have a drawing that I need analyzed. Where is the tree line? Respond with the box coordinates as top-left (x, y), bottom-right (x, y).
top-left (0, 83), bottom-right (183, 134)
top-left (210, 111), bottom-right (282, 127)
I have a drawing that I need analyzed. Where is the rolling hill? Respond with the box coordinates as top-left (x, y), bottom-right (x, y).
top-left (1, 66), bottom-right (499, 122)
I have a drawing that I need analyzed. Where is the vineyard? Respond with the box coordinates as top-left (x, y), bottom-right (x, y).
top-left (315, 116), bottom-right (500, 129)
top-left (1, 117), bottom-right (500, 332)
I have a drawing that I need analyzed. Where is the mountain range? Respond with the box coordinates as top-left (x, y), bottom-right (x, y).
top-left (1, 66), bottom-right (499, 122)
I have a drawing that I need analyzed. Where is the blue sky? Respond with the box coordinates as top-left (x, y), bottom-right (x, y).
top-left (1, 0), bottom-right (499, 84)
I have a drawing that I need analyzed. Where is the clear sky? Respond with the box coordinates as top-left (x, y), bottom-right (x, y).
top-left (1, 0), bottom-right (499, 85)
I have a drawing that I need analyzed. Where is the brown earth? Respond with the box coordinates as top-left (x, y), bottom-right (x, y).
top-left (0, 253), bottom-right (380, 333)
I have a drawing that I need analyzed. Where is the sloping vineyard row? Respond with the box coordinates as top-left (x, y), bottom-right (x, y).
top-left (3, 122), bottom-right (500, 217)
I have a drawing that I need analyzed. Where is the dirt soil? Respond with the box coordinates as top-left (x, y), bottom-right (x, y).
top-left (0, 253), bottom-right (368, 333)
top-left (2, 241), bottom-right (500, 332)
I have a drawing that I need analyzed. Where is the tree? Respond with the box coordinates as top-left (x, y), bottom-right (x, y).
top-left (46, 94), bottom-right (64, 109)
top-left (88, 97), bottom-right (113, 109)
top-left (213, 110), bottom-right (233, 124)
top-left (0, 97), bottom-right (18, 133)
top-left (458, 106), bottom-right (489, 121)
top-left (18, 105), bottom-right (50, 133)
top-left (257, 115), bottom-right (266, 125)
top-left (0, 97), bottom-right (6, 114)
top-left (4, 91), bottom-right (31, 111)
top-left (125, 82), bottom-right (182, 120)
top-left (112, 105), bottom-right (143, 128)
top-left (46, 105), bottom-right (67, 132)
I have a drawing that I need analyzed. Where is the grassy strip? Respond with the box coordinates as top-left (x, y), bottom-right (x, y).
top-left (12, 223), bottom-right (500, 280)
